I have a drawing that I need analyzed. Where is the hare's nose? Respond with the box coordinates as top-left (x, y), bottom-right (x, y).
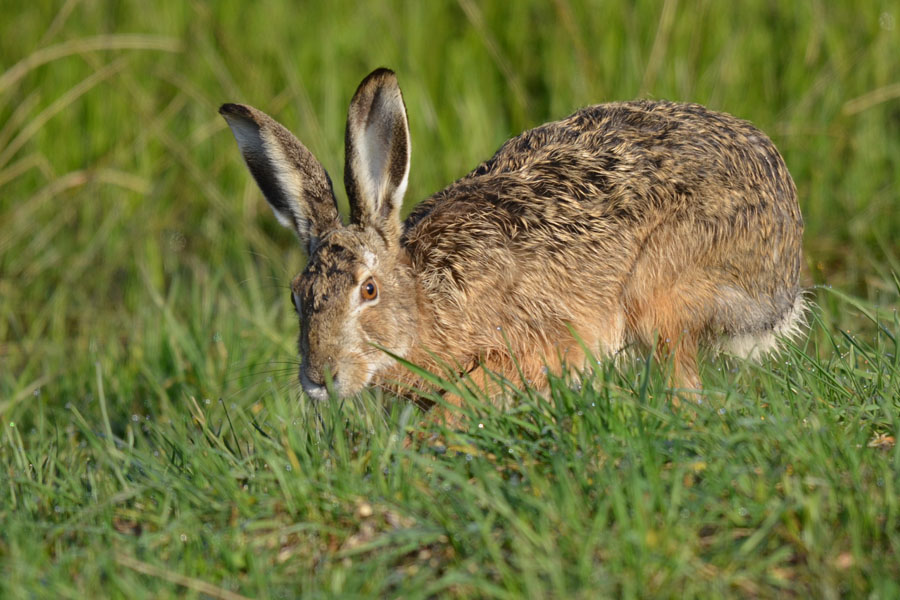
top-left (307, 365), bottom-right (338, 387)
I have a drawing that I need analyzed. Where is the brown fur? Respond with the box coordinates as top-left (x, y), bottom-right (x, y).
top-left (220, 69), bottom-right (805, 405)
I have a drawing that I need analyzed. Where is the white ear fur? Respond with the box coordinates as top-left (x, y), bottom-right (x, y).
top-left (344, 68), bottom-right (411, 238)
top-left (225, 117), bottom-right (298, 229)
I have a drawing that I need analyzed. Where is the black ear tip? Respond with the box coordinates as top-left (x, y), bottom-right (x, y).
top-left (362, 67), bottom-right (398, 86)
top-left (219, 103), bottom-right (250, 118)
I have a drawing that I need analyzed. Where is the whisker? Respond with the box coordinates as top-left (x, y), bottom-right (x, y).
top-left (258, 360), bottom-right (303, 366)
top-left (227, 367), bottom-right (296, 379)
top-left (223, 372), bottom-right (295, 391)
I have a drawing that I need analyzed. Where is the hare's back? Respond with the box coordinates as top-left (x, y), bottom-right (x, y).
top-left (406, 100), bottom-right (800, 245)
top-left (481, 100), bottom-right (794, 214)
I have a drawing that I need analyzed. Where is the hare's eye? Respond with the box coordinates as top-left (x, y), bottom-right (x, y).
top-left (360, 277), bottom-right (378, 302)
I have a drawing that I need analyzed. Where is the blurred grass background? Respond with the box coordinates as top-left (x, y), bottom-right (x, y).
top-left (2, 1), bottom-right (900, 597)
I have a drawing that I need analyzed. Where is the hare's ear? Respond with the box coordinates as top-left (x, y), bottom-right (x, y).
top-left (344, 68), bottom-right (410, 240)
top-left (219, 103), bottom-right (341, 254)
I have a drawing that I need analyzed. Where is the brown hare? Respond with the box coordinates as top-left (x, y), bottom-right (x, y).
top-left (220, 68), bottom-right (805, 404)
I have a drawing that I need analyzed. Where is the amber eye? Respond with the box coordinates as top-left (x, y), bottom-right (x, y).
top-left (360, 277), bottom-right (378, 301)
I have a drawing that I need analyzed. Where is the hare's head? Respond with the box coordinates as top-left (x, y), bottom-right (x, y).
top-left (220, 69), bottom-right (416, 400)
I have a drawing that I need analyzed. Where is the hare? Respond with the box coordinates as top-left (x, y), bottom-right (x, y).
top-left (220, 68), bottom-right (805, 404)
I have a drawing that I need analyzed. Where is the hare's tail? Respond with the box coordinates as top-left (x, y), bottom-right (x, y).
top-left (720, 292), bottom-right (809, 361)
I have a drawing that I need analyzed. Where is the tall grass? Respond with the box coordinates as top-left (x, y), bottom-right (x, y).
top-left (2, 1), bottom-right (899, 597)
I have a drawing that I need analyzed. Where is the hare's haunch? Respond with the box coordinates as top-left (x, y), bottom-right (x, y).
top-left (221, 68), bottom-right (805, 402)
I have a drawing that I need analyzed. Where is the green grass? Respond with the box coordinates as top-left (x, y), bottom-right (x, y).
top-left (2, 1), bottom-right (900, 597)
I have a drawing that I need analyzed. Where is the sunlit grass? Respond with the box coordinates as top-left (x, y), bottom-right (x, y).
top-left (3, 305), bottom-right (900, 597)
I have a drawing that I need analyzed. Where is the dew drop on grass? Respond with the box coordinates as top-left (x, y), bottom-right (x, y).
top-left (285, 465), bottom-right (292, 472)
top-left (54, 505), bottom-right (63, 514)
top-left (180, 534), bottom-right (188, 542)
top-left (33, 388), bottom-right (41, 397)
top-left (738, 507), bottom-right (748, 517)
top-left (718, 408), bottom-right (726, 415)
top-left (478, 423), bottom-right (484, 429)
top-left (131, 414), bottom-right (139, 422)
top-left (204, 398), bottom-right (211, 405)
top-left (465, 454), bottom-right (473, 462)
top-left (65, 402), bottom-right (72, 410)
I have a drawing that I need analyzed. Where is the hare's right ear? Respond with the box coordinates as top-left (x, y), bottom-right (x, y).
top-left (219, 103), bottom-right (341, 254)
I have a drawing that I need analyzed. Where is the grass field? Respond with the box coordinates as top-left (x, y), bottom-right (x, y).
top-left (2, 1), bottom-right (900, 597)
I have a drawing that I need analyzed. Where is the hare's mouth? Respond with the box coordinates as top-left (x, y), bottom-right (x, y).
top-left (300, 371), bottom-right (330, 401)
top-left (299, 355), bottom-right (385, 401)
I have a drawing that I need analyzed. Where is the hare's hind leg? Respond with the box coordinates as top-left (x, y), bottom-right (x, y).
top-left (657, 332), bottom-right (702, 392)
top-left (624, 272), bottom-right (717, 393)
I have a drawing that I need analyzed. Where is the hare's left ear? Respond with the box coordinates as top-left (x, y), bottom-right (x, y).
top-left (344, 68), bottom-right (410, 241)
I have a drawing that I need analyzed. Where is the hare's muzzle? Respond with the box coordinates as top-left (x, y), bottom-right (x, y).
top-left (300, 361), bottom-right (339, 401)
